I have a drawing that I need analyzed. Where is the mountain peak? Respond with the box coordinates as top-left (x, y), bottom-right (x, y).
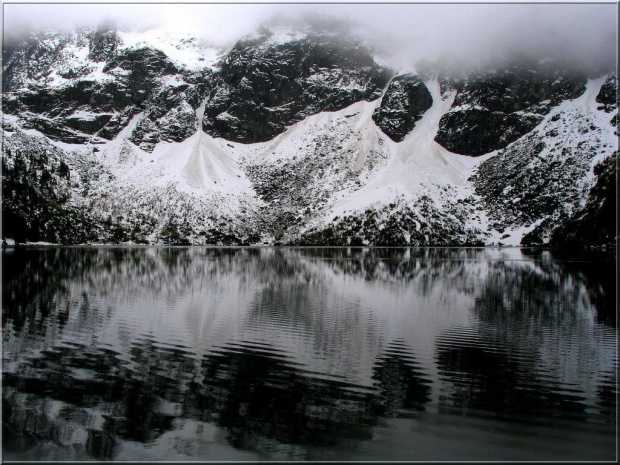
top-left (2, 22), bottom-right (617, 250)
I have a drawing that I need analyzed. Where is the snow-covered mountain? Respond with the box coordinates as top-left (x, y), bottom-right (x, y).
top-left (2, 24), bottom-right (617, 249)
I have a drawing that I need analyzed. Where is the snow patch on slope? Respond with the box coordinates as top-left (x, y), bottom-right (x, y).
top-left (471, 74), bottom-right (618, 245)
top-left (13, 27), bottom-right (220, 91)
top-left (228, 79), bottom-right (491, 244)
top-left (119, 28), bottom-right (221, 71)
top-left (311, 79), bottom-right (491, 239)
top-left (84, 103), bottom-right (258, 207)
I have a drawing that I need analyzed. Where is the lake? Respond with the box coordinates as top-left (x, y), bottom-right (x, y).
top-left (2, 247), bottom-right (616, 461)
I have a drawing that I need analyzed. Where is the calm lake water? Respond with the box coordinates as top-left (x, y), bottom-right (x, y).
top-left (2, 247), bottom-right (616, 461)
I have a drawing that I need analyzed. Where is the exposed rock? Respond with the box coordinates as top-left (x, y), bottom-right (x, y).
top-left (102, 47), bottom-right (180, 101)
top-left (596, 73), bottom-right (617, 108)
top-left (451, 66), bottom-right (586, 114)
top-left (2, 29), bottom-right (71, 92)
top-left (2, 28), bottom-right (214, 147)
top-left (202, 28), bottom-right (392, 143)
top-left (436, 109), bottom-right (541, 156)
top-left (128, 73), bottom-right (212, 151)
top-left (18, 114), bottom-right (95, 144)
top-left (372, 74), bottom-right (433, 142)
top-left (4, 81), bottom-right (134, 143)
top-left (435, 63), bottom-right (587, 156)
top-left (63, 113), bottom-right (113, 134)
top-left (87, 26), bottom-right (122, 62)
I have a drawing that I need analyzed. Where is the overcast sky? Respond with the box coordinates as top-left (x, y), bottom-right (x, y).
top-left (3, 3), bottom-right (617, 71)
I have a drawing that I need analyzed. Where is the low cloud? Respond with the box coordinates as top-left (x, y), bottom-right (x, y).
top-left (4, 3), bottom-right (616, 72)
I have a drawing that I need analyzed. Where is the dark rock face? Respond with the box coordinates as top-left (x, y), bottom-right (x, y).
top-left (3, 28), bottom-right (122, 92)
top-left (372, 75), bottom-right (433, 142)
top-left (435, 64), bottom-right (587, 156)
top-left (549, 153), bottom-right (617, 252)
top-left (595, 74), bottom-right (618, 136)
top-left (202, 29), bottom-right (392, 143)
top-left (451, 66), bottom-right (586, 114)
top-left (5, 82), bottom-right (132, 144)
top-left (6, 80), bottom-right (131, 116)
top-left (127, 71), bottom-right (213, 151)
top-left (87, 27), bottom-right (122, 62)
top-left (102, 47), bottom-right (180, 97)
top-left (2, 29), bottom-right (213, 150)
top-left (436, 109), bottom-right (541, 156)
top-left (2, 30), bottom-right (70, 92)
top-left (19, 114), bottom-right (94, 144)
top-left (129, 100), bottom-right (197, 151)
top-left (596, 73), bottom-right (617, 108)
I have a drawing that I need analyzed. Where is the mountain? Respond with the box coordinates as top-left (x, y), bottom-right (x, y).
top-left (202, 27), bottom-right (392, 143)
top-left (2, 26), bottom-right (217, 149)
top-left (2, 24), bottom-right (617, 250)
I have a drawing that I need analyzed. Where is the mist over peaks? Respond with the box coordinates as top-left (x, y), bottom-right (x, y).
top-left (4, 3), bottom-right (617, 74)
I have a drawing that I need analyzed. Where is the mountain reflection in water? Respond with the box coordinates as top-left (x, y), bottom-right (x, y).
top-left (2, 247), bottom-right (616, 461)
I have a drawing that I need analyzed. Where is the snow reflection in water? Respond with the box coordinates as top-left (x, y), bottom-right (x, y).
top-left (2, 247), bottom-right (616, 461)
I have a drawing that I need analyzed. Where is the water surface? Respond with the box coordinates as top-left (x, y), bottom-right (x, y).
top-left (2, 247), bottom-right (616, 461)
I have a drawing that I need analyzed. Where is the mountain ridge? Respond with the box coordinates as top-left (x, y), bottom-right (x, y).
top-left (2, 24), bottom-right (617, 251)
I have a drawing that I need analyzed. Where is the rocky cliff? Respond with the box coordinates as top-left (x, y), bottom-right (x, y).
top-left (435, 62), bottom-right (588, 155)
top-left (202, 28), bottom-right (391, 143)
top-left (372, 74), bottom-right (433, 142)
top-left (2, 24), bottom-right (617, 250)
top-left (2, 26), bottom-right (216, 149)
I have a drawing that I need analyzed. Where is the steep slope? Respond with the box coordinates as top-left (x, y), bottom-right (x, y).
top-left (435, 62), bottom-right (587, 155)
top-left (232, 79), bottom-right (487, 246)
top-left (2, 24), bottom-right (617, 249)
top-left (1, 120), bottom-right (121, 243)
top-left (2, 26), bottom-right (218, 150)
top-left (547, 73), bottom-right (617, 251)
top-left (85, 110), bottom-right (266, 245)
top-left (372, 74), bottom-right (433, 142)
top-left (202, 27), bottom-right (392, 143)
top-left (549, 153), bottom-right (617, 252)
top-left (2, 26), bottom-right (268, 245)
top-left (470, 75), bottom-right (617, 246)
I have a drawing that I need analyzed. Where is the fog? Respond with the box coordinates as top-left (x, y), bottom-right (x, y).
top-left (3, 3), bottom-right (617, 72)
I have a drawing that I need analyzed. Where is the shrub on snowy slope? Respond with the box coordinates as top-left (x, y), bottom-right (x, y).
top-left (1, 126), bottom-right (108, 243)
top-left (546, 153), bottom-right (617, 252)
